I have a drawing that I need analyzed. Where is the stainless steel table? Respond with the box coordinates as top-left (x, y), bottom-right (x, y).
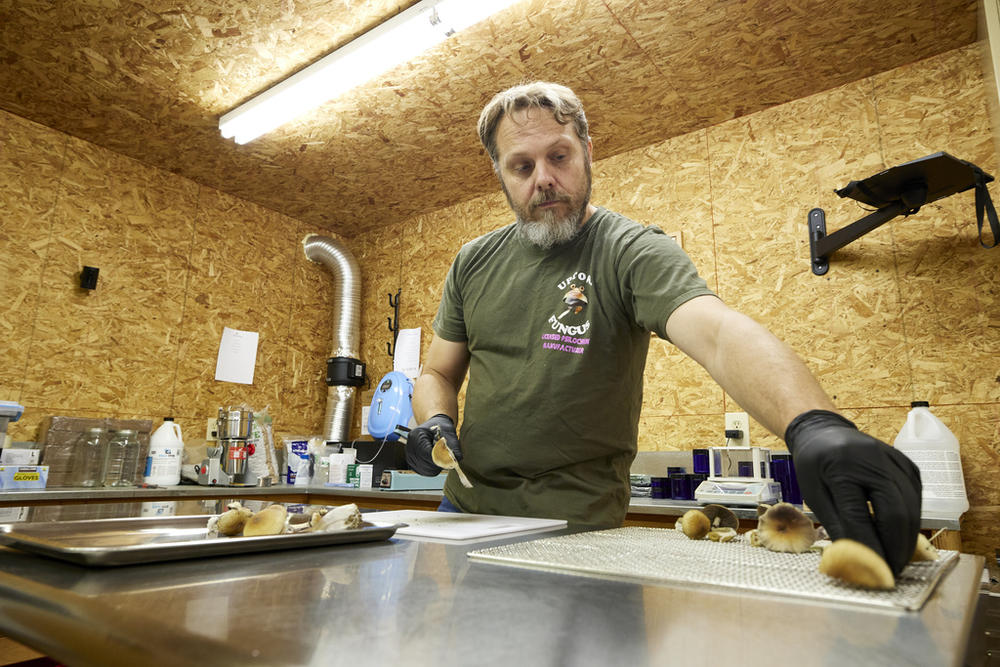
top-left (0, 503), bottom-right (984, 667)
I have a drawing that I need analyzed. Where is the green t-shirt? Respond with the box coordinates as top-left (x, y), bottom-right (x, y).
top-left (432, 207), bottom-right (716, 527)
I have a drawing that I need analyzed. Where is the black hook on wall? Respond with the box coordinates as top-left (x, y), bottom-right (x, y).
top-left (387, 289), bottom-right (401, 357)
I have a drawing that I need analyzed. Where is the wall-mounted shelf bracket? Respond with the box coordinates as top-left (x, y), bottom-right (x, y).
top-left (807, 152), bottom-right (996, 275)
top-left (808, 203), bottom-right (905, 275)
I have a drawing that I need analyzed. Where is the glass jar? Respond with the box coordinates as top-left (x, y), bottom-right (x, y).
top-left (75, 427), bottom-right (106, 487)
top-left (103, 429), bottom-right (140, 487)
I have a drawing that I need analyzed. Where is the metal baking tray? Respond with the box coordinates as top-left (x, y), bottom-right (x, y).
top-left (0, 515), bottom-right (403, 567)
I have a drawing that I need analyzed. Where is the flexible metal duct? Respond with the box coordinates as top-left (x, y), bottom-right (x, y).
top-left (302, 234), bottom-right (363, 443)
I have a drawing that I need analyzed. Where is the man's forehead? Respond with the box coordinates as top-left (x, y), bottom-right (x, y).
top-left (496, 107), bottom-right (576, 155)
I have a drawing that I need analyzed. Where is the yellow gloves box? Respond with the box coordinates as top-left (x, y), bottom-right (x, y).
top-left (0, 465), bottom-right (49, 489)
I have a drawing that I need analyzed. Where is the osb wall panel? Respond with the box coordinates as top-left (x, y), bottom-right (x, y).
top-left (351, 215), bottom-right (402, 437)
top-left (939, 404), bottom-right (1000, 554)
top-left (0, 112), bottom-right (66, 399)
top-left (874, 46), bottom-right (1000, 405)
top-left (172, 188), bottom-right (296, 424)
top-left (592, 129), bottom-right (723, 434)
top-left (262, 217), bottom-right (339, 436)
top-left (23, 134), bottom-right (198, 418)
top-left (707, 77), bottom-right (909, 446)
top-left (0, 111), bottom-right (343, 446)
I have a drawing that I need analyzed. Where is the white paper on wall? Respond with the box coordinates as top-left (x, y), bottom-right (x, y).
top-left (393, 327), bottom-right (421, 380)
top-left (215, 327), bottom-right (259, 384)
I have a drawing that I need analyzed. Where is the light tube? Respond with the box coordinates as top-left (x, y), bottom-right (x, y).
top-left (219, 0), bottom-right (522, 144)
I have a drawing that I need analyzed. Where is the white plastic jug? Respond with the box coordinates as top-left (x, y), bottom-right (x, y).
top-left (893, 401), bottom-right (969, 522)
top-left (144, 418), bottom-right (184, 486)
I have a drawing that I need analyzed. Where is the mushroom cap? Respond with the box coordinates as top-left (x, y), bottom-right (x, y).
top-left (216, 506), bottom-right (253, 536)
top-left (678, 509), bottom-right (712, 540)
top-left (756, 502), bottom-right (817, 553)
top-left (911, 533), bottom-right (939, 562)
top-left (700, 504), bottom-right (740, 532)
top-left (818, 539), bottom-right (895, 590)
top-left (431, 438), bottom-right (458, 469)
top-left (243, 504), bottom-right (288, 537)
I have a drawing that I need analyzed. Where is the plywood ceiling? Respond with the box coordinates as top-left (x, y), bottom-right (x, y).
top-left (0, 0), bottom-right (978, 238)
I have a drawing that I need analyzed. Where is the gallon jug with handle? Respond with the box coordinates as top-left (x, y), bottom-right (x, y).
top-left (893, 401), bottom-right (968, 522)
top-left (144, 417), bottom-right (184, 486)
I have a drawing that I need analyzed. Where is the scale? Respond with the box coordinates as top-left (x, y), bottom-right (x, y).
top-left (693, 446), bottom-right (781, 506)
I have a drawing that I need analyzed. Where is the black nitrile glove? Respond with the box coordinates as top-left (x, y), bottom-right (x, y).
top-left (404, 414), bottom-right (462, 477)
top-left (785, 409), bottom-right (922, 577)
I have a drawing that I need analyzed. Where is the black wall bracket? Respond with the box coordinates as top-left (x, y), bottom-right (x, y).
top-left (807, 152), bottom-right (996, 275)
top-left (808, 203), bottom-right (905, 275)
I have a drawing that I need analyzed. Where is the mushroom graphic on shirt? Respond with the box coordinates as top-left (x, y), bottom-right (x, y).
top-left (558, 284), bottom-right (588, 319)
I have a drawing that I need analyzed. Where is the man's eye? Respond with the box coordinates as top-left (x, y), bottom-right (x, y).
top-left (514, 163), bottom-right (532, 173)
top-left (553, 153), bottom-right (566, 162)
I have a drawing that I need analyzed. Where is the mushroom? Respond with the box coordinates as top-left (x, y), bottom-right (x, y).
top-left (431, 437), bottom-right (473, 488)
top-left (243, 504), bottom-right (288, 537)
top-left (911, 533), bottom-right (939, 562)
top-left (755, 503), bottom-right (817, 553)
top-left (707, 527), bottom-right (738, 542)
top-left (701, 504), bottom-right (740, 532)
top-left (216, 501), bottom-right (254, 536)
top-left (312, 503), bottom-right (363, 532)
top-left (818, 539), bottom-right (895, 590)
top-left (676, 509), bottom-right (711, 539)
top-left (284, 511), bottom-right (314, 534)
top-left (676, 504), bottom-right (740, 540)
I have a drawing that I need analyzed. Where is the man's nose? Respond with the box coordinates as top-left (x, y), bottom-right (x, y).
top-left (534, 163), bottom-right (556, 191)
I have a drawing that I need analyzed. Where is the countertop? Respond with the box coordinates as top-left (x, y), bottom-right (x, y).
top-left (0, 502), bottom-right (984, 667)
top-left (0, 484), bottom-right (963, 530)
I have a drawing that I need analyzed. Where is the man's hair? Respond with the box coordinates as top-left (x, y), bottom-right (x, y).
top-left (477, 81), bottom-right (589, 166)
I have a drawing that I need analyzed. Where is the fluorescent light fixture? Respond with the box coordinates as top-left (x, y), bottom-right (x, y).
top-left (219, 0), bottom-right (522, 144)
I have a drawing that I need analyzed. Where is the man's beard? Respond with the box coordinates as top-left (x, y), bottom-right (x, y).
top-left (503, 165), bottom-right (592, 250)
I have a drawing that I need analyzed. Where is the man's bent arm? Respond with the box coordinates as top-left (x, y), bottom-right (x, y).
top-left (665, 295), bottom-right (836, 436)
top-left (412, 335), bottom-right (471, 423)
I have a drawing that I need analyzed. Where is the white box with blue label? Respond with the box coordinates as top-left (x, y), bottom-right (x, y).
top-left (0, 465), bottom-right (49, 489)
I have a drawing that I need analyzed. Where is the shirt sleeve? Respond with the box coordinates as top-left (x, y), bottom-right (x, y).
top-left (431, 254), bottom-right (469, 342)
top-left (617, 226), bottom-right (717, 341)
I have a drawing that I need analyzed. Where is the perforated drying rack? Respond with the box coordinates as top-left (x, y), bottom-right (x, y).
top-left (469, 526), bottom-right (958, 611)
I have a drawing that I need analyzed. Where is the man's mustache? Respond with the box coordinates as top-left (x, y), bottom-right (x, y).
top-left (531, 192), bottom-right (571, 207)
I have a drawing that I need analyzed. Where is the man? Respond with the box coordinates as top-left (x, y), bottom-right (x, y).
top-left (405, 81), bottom-right (921, 576)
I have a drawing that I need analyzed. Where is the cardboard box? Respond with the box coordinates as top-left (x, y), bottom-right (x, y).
top-left (0, 465), bottom-right (49, 489)
top-left (0, 448), bottom-right (41, 465)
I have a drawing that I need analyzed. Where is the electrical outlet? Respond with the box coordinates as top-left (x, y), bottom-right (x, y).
top-left (361, 406), bottom-right (370, 436)
top-left (724, 411), bottom-right (750, 447)
top-left (205, 417), bottom-right (218, 442)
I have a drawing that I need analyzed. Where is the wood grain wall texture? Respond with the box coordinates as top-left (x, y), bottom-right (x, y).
top-left (1, 44), bottom-right (997, 555)
top-left (0, 111), bottom-right (336, 446)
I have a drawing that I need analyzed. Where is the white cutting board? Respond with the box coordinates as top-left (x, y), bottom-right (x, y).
top-left (367, 510), bottom-right (566, 542)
